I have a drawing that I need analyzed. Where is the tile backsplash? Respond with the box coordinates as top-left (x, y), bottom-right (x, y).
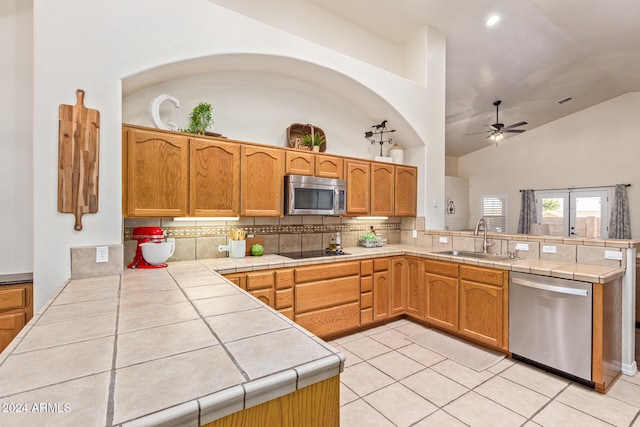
top-left (123, 216), bottom-right (406, 263)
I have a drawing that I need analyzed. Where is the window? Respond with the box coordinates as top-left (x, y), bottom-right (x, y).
top-left (535, 188), bottom-right (610, 238)
top-left (480, 194), bottom-right (507, 232)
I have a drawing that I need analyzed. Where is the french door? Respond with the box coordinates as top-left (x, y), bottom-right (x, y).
top-left (535, 189), bottom-right (610, 238)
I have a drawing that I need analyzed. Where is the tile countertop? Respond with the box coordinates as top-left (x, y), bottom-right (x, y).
top-left (202, 244), bottom-right (626, 284)
top-left (0, 272), bottom-right (33, 286)
top-left (0, 264), bottom-right (345, 427)
top-left (0, 244), bottom-right (625, 426)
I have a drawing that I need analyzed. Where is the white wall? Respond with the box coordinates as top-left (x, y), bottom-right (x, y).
top-left (0, 0), bottom-right (32, 275)
top-left (27, 0), bottom-right (445, 310)
top-left (459, 92), bottom-right (640, 236)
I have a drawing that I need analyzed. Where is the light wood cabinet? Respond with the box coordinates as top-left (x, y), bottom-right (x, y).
top-left (371, 163), bottom-right (395, 217)
top-left (315, 155), bottom-right (343, 179)
top-left (285, 151), bottom-right (314, 176)
top-left (240, 145), bottom-right (284, 217)
top-left (344, 159), bottom-right (370, 215)
top-left (424, 260), bottom-right (459, 333)
top-left (389, 256), bottom-right (424, 318)
top-left (0, 283), bottom-right (33, 353)
top-left (394, 165), bottom-right (417, 217)
top-left (405, 257), bottom-right (424, 317)
top-left (275, 269), bottom-right (294, 320)
top-left (372, 258), bottom-right (390, 322)
top-left (123, 126), bottom-right (189, 217)
top-left (294, 261), bottom-right (361, 338)
top-left (390, 258), bottom-right (406, 315)
top-left (224, 271), bottom-right (276, 308)
top-left (190, 138), bottom-right (240, 217)
top-left (360, 260), bottom-right (374, 326)
top-left (458, 265), bottom-right (506, 349)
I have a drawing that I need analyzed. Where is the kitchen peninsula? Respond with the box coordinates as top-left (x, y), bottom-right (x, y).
top-left (0, 240), bottom-right (634, 426)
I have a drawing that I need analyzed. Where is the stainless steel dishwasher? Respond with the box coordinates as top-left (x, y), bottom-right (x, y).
top-left (509, 272), bottom-right (593, 386)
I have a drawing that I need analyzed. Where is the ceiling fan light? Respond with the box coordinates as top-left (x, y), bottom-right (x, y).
top-left (486, 15), bottom-right (500, 26)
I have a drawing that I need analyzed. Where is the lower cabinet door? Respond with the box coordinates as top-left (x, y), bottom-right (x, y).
top-left (0, 312), bottom-right (26, 353)
top-left (425, 273), bottom-right (458, 332)
top-left (458, 280), bottom-right (503, 348)
top-left (295, 302), bottom-right (360, 337)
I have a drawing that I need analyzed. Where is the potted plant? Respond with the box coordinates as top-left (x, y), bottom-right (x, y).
top-left (303, 132), bottom-right (325, 152)
top-left (184, 102), bottom-right (213, 135)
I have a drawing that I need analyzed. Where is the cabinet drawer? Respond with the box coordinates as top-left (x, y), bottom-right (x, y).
top-left (361, 308), bottom-right (373, 326)
top-left (278, 306), bottom-right (294, 320)
top-left (360, 260), bottom-right (373, 276)
top-left (459, 265), bottom-right (505, 287)
top-left (275, 288), bottom-right (293, 309)
top-left (0, 288), bottom-right (26, 311)
top-left (295, 276), bottom-right (360, 313)
top-left (361, 291), bottom-right (372, 309)
top-left (246, 271), bottom-right (275, 290)
top-left (424, 260), bottom-right (458, 277)
top-left (295, 302), bottom-right (360, 337)
top-left (275, 269), bottom-right (294, 290)
top-left (373, 258), bottom-right (389, 272)
top-left (0, 312), bottom-right (26, 330)
top-left (360, 276), bottom-right (372, 293)
top-left (295, 261), bottom-right (360, 284)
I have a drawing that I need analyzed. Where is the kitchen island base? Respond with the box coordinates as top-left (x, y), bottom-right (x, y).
top-left (203, 376), bottom-right (339, 427)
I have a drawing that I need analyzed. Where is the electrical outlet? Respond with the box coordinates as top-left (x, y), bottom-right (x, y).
top-left (604, 250), bottom-right (622, 260)
top-left (96, 246), bottom-right (109, 263)
top-left (439, 236), bottom-right (448, 244)
top-left (412, 230), bottom-right (418, 238)
top-left (542, 245), bottom-right (557, 254)
top-left (514, 243), bottom-right (529, 251)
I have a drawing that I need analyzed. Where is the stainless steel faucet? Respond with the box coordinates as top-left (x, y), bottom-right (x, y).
top-left (474, 218), bottom-right (492, 253)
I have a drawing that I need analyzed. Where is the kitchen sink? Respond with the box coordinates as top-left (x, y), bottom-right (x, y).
top-left (434, 250), bottom-right (515, 261)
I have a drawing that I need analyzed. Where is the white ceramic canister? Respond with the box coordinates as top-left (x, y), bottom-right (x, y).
top-left (388, 144), bottom-right (404, 164)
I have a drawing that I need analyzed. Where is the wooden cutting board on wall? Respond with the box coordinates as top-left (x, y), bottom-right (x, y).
top-left (58, 89), bottom-right (100, 231)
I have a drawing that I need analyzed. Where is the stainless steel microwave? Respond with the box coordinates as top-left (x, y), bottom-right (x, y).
top-left (285, 175), bottom-right (346, 216)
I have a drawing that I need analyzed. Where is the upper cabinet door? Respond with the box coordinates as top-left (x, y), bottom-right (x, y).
top-left (124, 127), bottom-right (189, 217)
top-left (285, 151), bottom-right (314, 176)
top-left (241, 145), bottom-right (284, 217)
top-left (190, 138), bottom-right (240, 217)
top-left (394, 166), bottom-right (417, 217)
top-left (344, 159), bottom-right (370, 215)
top-left (315, 154), bottom-right (343, 179)
top-left (371, 163), bottom-right (394, 217)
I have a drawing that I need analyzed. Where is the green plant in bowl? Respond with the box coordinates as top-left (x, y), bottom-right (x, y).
top-left (302, 132), bottom-right (325, 147)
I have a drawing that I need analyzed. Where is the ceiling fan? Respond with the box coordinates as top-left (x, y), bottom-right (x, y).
top-left (468, 100), bottom-right (527, 141)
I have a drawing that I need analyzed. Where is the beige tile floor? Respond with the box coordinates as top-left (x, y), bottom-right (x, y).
top-left (330, 320), bottom-right (640, 427)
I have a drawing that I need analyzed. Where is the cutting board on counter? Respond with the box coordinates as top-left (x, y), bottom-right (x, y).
top-left (58, 89), bottom-right (100, 231)
top-left (245, 237), bottom-right (265, 255)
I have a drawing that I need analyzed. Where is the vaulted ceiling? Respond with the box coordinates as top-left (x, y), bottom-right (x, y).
top-left (311, 0), bottom-right (640, 156)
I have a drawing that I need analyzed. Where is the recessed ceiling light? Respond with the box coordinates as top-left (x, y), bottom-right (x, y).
top-left (486, 15), bottom-right (500, 26)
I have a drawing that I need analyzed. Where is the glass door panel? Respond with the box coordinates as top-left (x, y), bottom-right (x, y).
top-left (536, 192), bottom-right (568, 236)
top-left (569, 190), bottom-right (609, 238)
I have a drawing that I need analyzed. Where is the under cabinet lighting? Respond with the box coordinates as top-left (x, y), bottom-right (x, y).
top-left (173, 217), bottom-right (240, 221)
top-left (355, 216), bottom-right (389, 220)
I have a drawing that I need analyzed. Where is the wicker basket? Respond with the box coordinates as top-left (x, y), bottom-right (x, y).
top-left (287, 123), bottom-right (326, 152)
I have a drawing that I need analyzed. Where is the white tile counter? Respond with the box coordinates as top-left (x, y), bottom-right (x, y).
top-left (0, 244), bottom-right (628, 426)
top-left (0, 263), bottom-right (344, 426)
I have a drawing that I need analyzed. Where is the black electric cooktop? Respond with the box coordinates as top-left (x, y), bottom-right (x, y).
top-left (278, 249), bottom-right (349, 259)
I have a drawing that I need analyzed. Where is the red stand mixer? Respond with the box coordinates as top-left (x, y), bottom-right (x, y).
top-left (128, 226), bottom-right (169, 268)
